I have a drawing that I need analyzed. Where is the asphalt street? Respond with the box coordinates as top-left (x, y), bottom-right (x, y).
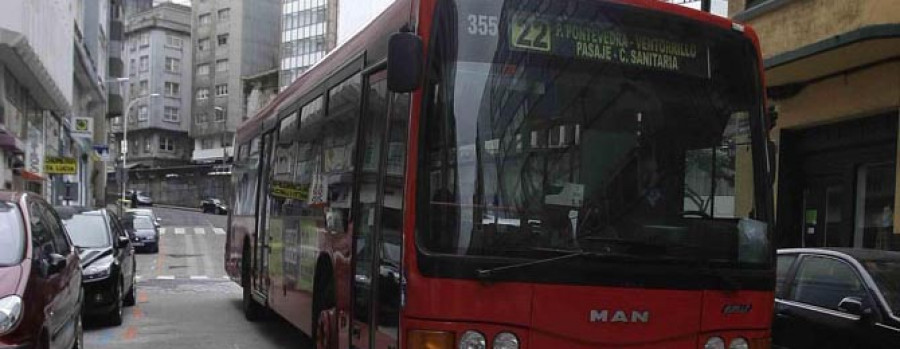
top-left (84, 206), bottom-right (311, 349)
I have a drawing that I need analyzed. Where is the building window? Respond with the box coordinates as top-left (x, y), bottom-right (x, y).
top-left (201, 139), bottom-right (214, 150)
top-left (129, 59), bottom-right (136, 76)
top-left (196, 88), bottom-right (209, 100)
top-left (215, 107), bottom-right (226, 122)
top-left (165, 82), bottom-right (180, 96)
top-left (139, 56), bottom-right (149, 72)
top-left (137, 105), bottom-right (149, 121)
top-left (197, 64), bottom-right (210, 75)
top-left (164, 107), bottom-right (180, 122)
top-left (198, 38), bottom-right (210, 51)
top-left (217, 34), bottom-right (229, 47)
top-left (140, 32), bottom-right (150, 47)
top-left (130, 37), bottom-right (137, 51)
top-left (216, 59), bottom-right (228, 72)
top-left (218, 8), bottom-right (230, 21)
top-left (215, 84), bottom-right (228, 97)
top-left (144, 138), bottom-right (152, 153)
top-left (139, 80), bottom-right (149, 95)
top-left (166, 35), bottom-right (183, 48)
top-left (196, 112), bottom-right (208, 124)
top-left (165, 57), bottom-right (180, 73)
top-left (160, 137), bottom-right (176, 152)
top-left (199, 13), bottom-right (211, 25)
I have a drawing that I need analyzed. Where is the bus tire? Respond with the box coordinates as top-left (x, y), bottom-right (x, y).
top-left (312, 261), bottom-right (336, 349)
top-left (242, 243), bottom-right (264, 322)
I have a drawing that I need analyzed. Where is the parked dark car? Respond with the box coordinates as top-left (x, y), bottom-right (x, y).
top-left (200, 197), bottom-right (228, 215)
top-left (60, 209), bottom-right (136, 326)
top-left (775, 248), bottom-right (900, 349)
top-left (0, 192), bottom-right (83, 349)
top-left (122, 214), bottom-right (159, 253)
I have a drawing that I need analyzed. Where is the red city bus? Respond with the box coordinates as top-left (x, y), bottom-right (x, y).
top-left (225, 0), bottom-right (776, 348)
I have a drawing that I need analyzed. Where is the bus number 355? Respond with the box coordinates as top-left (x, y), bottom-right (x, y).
top-left (467, 14), bottom-right (499, 36)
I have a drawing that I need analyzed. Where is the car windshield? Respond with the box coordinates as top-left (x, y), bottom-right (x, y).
top-left (862, 258), bottom-right (900, 317)
top-left (418, 0), bottom-right (770, 269)
top-left (62, 213), bottom-right (111, 248)
top-left (132, 217), bottom-right (155, 230)
top-left (0, 201), bottom-right (25, 266)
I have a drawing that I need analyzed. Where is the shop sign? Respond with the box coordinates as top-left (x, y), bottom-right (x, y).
top-left (45, 157), bottom-right (77, 174)
top-left (72, 117), bottom-right (93, 138)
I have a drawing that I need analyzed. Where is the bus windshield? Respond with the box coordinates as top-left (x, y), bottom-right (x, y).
top-left (419, 0), bottom-right (770, 270)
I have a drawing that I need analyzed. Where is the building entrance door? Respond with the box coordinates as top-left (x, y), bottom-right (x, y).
top-left (801, 176), bottom-right (847, 248)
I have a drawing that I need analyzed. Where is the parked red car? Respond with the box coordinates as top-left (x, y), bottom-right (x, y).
top-left (0, 192), bottom-right (83, 349)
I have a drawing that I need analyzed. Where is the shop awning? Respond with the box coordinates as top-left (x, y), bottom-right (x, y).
top-left (764, 24), bottom-right (900, 89)
top-left (19, 170), bottom-right (46, 182)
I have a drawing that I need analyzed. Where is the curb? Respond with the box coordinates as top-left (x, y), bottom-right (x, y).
top-left (154, 204), bottom-right (202, 212)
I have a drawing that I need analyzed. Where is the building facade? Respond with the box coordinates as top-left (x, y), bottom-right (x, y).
top-left (116, 2), bottom-right (193, 168)
top-left (730, 0), bottom-right (900, 252)
top-left (279, 0), bottom-right (338, 90)
top-left (191, 0), bottom-right (281, 163)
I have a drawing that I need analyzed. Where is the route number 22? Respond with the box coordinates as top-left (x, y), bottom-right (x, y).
top-left (511, 16), bottom-right (552, 52)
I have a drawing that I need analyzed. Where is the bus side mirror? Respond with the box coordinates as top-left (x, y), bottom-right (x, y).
top-left (388, 31), bottom-right (424, 93)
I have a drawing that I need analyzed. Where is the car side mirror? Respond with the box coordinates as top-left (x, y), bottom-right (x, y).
top-left (387, 29), bottom-right (424, 93)
top-left (117, 236), bottom-right (131, 249)
top-left (46, 253), bottom-right (67, 275)
top-left (838, 297), bottom-right (865, 317)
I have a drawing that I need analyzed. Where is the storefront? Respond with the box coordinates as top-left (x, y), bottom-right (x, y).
top-left (776, 112), bottom-right (899, 251)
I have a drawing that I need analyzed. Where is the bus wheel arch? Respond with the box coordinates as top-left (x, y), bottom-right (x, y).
top-left (313, 254), bottom-right (336, 348)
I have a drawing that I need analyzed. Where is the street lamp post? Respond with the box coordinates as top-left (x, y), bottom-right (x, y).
top-left (120, 93), bottom-right (160, 214)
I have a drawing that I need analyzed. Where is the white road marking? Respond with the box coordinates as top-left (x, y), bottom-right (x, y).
top-left (174, 228), bottom-right (185, 235)
top-left (213, 228), bottom-right (226, 235)
top-left (190, 276), bottom-right (209, 280)
top-left (194, 227), bottom-right (206, 235)
top-left (157, 275), bottom-right (175, 280)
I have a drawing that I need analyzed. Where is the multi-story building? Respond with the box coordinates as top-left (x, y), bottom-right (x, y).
top-left (0, 0), bottom-right (75, 198)
top-left (0, 0), bottom-right (113, 207)
top-left (116, 2), bottom-right (193, 167)
top-left (730, 0), bottom-right (900, 252)
top-left (191, 0), bottom-right (281, 163)
top-left (279, 0), bottom-right (338, 90)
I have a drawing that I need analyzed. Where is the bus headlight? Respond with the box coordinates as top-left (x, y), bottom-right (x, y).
top-left (704, 337), bottom-right (725, 349)
top-left (459, 330), bottom-right (486, 349)
top-left (493, 332), bottom-right (519, 349)
top-left (729, 338), bottom-right (749, 349)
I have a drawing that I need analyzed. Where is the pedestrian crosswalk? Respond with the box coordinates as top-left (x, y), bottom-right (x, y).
top-left (159, 227), bottom-right (227, 236)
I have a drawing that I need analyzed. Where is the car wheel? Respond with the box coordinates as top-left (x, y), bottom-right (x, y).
top-left (151, 243), bottom-right (159, 254)
top-left (108, 282), bottom-right (124, 326)
top-left (124, 274), bottom-right (137, 307)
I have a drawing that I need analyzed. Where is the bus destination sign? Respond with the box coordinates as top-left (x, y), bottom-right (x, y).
top-left (509, 13), bottom-right (710, 78)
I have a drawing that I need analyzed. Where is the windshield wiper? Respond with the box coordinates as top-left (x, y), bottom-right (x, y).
top-left (476, 247), bottom-right (651, 282)
top-left (476, 249), bottom-right (593, 282)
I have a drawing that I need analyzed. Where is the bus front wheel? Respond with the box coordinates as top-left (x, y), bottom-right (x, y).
top-left (312, 266), bottom-right (336, 349)
top-left (242, 246), bottom-right (265, 321)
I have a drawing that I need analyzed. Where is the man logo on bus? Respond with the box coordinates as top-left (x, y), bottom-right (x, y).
top-left (589, 309), bottom-right (650, 323)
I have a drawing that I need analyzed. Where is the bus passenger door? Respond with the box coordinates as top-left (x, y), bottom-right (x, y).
top-left (351, 70), bottom-right (389, 349)
top-left (350, 70), bottom-right (410, 349)
top-left (255, 132), bottom-right (276, 296)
